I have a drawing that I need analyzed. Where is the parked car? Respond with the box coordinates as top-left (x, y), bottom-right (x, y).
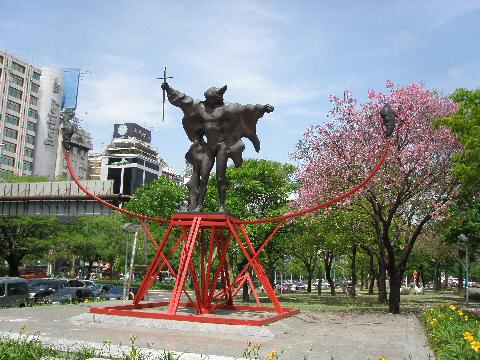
top-left (27, 279), bottom-right (67, 302)
top-left (86, 283), bottom-right (113, 297)
top-left (295, 281), bottom-right (306, 291)
top-left (275, 283), bottom-right (292, 292)
top-left (43, 287), bottom-right (94, 304)
top-left (99, 286), bottom-right (140, 300)
top-left (0, 277), bottom-right (29, 307)
top-left (65, 279), bottom-right (94, 288)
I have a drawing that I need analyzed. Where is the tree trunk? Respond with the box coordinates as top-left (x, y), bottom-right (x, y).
top-left (6, 254), bottom-right (22, 277)
top-left (242, 278), bottom-right (249, 301)
top-left (434, 262), bottom-right (441, 291)
top-left (419, 264), bottom-right (426, 288)
top-left (388, 266), bottom-right (402, 314)
top-left (443, 267), bottom-right (448, 289)
top-left (458, 263), bottom-right (464, 294)
top-left (86, 260), bottom-right (94, 280)
top-left (350, 244), bottom-right (357, 296)
top-left (360, 261), bottom-right (365, 291)
top-left (70, 255), bottom-right (76, 278)
top-left (324, 251), bottom-right (335, 296)
top-left (368, 253), bottom-right (376, 295)
top-left (377, 260), bottom-right (387, 303)
top-left (306, 263), bottom-right (314, 293)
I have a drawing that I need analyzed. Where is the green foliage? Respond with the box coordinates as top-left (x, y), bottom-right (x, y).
top-left (0, 216), bottom-right (61, 276)
top-left (203, 159), bottom-right (296, 218)
top-left (124, 176), bottom-right (186, 218)
top-left (0, 173), bottom-right (49, 183)
top-left (0, 328), bottom-right (180, 359)
top-left (422, 304), bottom-right (480, 359)
top-left (53, 212), bottom-right (128, 271)
top-left (440, 88), bottom-right (480, 193)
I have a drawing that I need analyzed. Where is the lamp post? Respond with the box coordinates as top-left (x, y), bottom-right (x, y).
top-left (458, 234), bottom-right (469, 305)
top-left (122, 223), bottom-right (140, 302)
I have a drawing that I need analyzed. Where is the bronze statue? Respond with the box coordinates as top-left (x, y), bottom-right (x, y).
top-left (161, 81), bottom-right (274, 212)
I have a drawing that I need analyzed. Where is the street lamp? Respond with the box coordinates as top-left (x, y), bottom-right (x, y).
top-left (458, 234), bottom-right (469, 305)
top-left (122, 222), bottom-right (140, 302)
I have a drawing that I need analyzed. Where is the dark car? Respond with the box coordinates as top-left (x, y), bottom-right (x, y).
top-left (100, 286), bottom-right (140, 300)
top-left (65, 279), bottom-right (94, 288)
top-left (0, 277), bottom-right (29, 307)
top-left (44, 287), bottom-right (94, 304)
top-left (27, 279), bottom-right (67, 302)
top-left (86, 283), bottom-right (112, 297)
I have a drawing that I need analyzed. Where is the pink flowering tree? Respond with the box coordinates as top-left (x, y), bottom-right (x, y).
top-left (293, 81), bottom-right (461, 313)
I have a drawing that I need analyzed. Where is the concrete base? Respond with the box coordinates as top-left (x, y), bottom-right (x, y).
top-left (90, 301), bottom-right (300, 326)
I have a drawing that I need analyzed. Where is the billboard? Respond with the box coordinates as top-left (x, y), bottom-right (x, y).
top-left (62, 68), bottom-right (80, 110)
top-left (113, 123), bottom-right (151, 143)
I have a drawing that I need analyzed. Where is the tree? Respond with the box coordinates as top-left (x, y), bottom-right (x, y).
top-left (124, 176), bottom-right (187, 218)
top-left (439, 88), bottom-right (480, 194)
top-left (287, 215), bottom-right (324, 293)
top-left (0, 216), bottom-right (60, 276)
top-left (293, 81), bottom-right (461, 313)
top-left (0, 174), bottom-right (59, 276)
top-left (55, 213), bottom-right (127, 279)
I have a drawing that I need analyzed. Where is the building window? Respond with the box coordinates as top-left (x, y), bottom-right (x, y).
top-left (10, 73), bottom-right (24, 87)
top-left (26, 134), bottom-right (35, 145)
top-left (32, 71), bottom-right (40, 80)
top-left (23, 161), bottom-right (32, 171)
top-left (3, 142), bottom-right (16, 153)
top-left (24, 148), bottom-right (33, 158)
top-left (4, 128), bottom-right (18, 140)
top-left (6, 100), bottom-right (21, 113)
top-left (11, 62), bottom-right (25, 74)
top-left (2, 155), bottom-right (15, 167)
top-left (27, 121), bottom-right (36, 132)
top-left (5, 113), bottom-right (19, 126)
top-left (8, 86), bottom-right (23, 100)
top-left (31, 82), bottom-right (39, 93)
top-left (30, 96), bottom-right (38, 106)
top-left (0, 55), bottom-right (3, 64)
top-left (28, 108), bottom-right (38, 119)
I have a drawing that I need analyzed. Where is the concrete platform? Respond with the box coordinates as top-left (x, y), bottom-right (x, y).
top-left (0, 300), bottom-right (433, 359)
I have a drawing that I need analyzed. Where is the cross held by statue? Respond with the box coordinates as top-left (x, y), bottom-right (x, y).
top-left (157, 66), bottom-right (173, 122)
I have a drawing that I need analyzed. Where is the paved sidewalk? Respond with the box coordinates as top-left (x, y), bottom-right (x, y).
top-left (0, 301), bottom-right (433, 359)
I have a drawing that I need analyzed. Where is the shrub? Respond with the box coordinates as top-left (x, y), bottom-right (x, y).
top-left (422, 304), bottom-right (480, 359)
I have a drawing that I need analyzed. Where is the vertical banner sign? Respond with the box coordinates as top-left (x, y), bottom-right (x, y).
top-left (62, 68), bottom-right (80, 110)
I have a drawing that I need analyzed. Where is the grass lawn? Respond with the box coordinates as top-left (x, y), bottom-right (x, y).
top-left (243, 289), bottom-right (477, 314)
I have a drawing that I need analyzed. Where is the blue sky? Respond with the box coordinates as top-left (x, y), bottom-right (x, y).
top-left (1, 1), bottom-right (479, 172)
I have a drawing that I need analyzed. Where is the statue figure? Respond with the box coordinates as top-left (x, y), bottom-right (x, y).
top-left (380, 104), bottom-right (397, 138)
top-left (161, 81), bottom-right (274, 212)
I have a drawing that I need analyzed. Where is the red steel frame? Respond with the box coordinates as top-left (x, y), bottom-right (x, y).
top-left (90, 213), bottom-right (299, 326)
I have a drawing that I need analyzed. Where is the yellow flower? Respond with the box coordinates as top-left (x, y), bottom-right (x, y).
top-left (465, 316), bottom-right (469, 321)
top-left (464, 332), bottom-right (474, 342)
top-left (450, 304), bottom-right (457, 311)
top-left (449, 317), bottom-right (453, 320)
top-left (430, 319), bottom-right (438, 325)
top-left (458, 310), bottom-right (464, 316)
top-left (267, 350), bottom-right (278, 360)
top-left (378, 356), bottom-right (388, 360)
top-left (471, 341), bottom-right (480, 352)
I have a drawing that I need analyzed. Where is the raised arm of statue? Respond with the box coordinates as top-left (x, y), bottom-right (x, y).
top-left (225, 103), bottom-right (274, 119)
top-left (162, 82), bottom-right (196, 113)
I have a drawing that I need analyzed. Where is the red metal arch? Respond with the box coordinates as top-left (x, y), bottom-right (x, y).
top-left (65, 144), bottom-right (389, 224)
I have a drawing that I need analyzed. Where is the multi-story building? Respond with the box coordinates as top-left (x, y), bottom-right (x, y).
top-left (0, 51), bottom-right (42, 176)
top-left (0, 51), bottom-right (91, 179)
top-left (92, 123), bottom-right (162, 195)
